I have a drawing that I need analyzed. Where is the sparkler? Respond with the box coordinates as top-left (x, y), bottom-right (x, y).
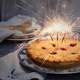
top-left (56, 32), bottom-right (59, 47)
top-left (50, 34), bottom-right (53, 41)
top-left (72, 33), bottom-right (79, 43)
top-left (62, 33), bottom-right (66, 43)
top-left (57, 32), bottom-right (59, 41)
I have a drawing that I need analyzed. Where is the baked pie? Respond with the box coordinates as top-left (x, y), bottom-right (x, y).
top-left (26, 38), bottom-right (80, 69)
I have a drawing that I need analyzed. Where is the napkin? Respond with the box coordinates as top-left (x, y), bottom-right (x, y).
top-left (0, 47), bottom-right (44, 80)
top-left (0, 15), bottom-right (37, 27)
top-left (0, 28), bottom-right (14, 43)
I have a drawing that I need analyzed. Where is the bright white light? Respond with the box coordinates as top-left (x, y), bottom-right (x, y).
top-left (40, 21), bottom-right (72, 35)
top-left (49, 23), bottom-right (70, 32)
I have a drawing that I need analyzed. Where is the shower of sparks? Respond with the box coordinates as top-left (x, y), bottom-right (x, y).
top-left (39, 17), bottom-right (72, 36)
top-left (16, 0), bottom-right (80, 29)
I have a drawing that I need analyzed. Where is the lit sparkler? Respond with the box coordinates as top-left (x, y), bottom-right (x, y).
top-left (57, 32), bottom-right (59, 41)
top-left (72, 33), bottom-right (79, 43)
top-left (50, 34), bottom-right (53, 41)
top-left (62, 33), bottom-right (66, 43)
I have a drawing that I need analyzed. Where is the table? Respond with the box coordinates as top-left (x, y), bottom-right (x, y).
top-left (0, 40), bottom-right (45, 80)
top-left (0, 41), bottom-right (80, 80)
top-left (0, 40), bottom-right (19, 57)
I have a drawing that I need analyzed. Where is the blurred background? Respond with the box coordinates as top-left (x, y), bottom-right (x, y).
top-left (0, 0), bottom-right (80, 22)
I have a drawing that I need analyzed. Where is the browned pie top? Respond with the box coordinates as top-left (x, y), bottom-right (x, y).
top-left (26, 39), bottom-right (80, 62)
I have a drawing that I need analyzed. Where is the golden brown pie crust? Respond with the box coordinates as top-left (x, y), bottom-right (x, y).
top-left (26, 39), bottom-right (80, 69)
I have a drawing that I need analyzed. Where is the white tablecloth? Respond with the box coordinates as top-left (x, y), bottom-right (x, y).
top-left (0, 47), bottom-right (44, 80)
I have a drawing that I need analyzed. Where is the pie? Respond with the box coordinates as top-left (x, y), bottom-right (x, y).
top-left (25, 38), bottom-right (80, 69)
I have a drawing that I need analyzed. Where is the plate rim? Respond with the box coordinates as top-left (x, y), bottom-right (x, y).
top-left (18, 48), bottom-right (80, 74)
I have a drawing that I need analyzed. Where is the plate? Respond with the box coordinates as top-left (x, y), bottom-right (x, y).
top-left (7, 33), bottom-right (36, 41)
top-left (7, 38), bottom-right (34, 41)
top-left (18, 48), bottom-right (80, 74)
top-left (7, 26), bottom-right (41, 41)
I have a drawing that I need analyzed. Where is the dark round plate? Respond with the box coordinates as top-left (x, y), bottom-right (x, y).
top-left (18, 48), bottom-right (80, 74)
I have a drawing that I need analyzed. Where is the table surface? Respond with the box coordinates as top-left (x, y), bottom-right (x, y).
top-left (0, 41), bottom-right (80, 80)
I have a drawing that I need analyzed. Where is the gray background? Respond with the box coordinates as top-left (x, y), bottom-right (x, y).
top-left (0, 0), bottom-right (80, 21)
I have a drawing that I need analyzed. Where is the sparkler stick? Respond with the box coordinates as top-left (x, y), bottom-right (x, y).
top-left (75, 33), bottom-right (79, 43)
top-left (57, 32), bottom-right (58, 41)
top-left (77, 33), bottom-right (79, 42)
top-left (50, 34), bottom-right (53, 41)
top-left (56, 32), bottom-right (59, 47)
top-left (72, 33), bottom-right (79, 42)
top-left (62, 33), bottom-right (66, 43)
top-left (72, 33), bottom-right (76, 40)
